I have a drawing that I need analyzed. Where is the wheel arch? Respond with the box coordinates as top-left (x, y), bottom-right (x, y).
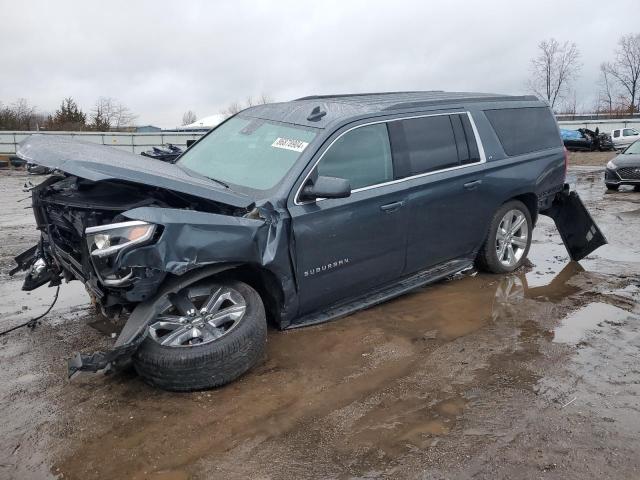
top-left (511, 192), bottom-right (538, 226)
top-left (215, 264), bottom-right (286, 328)
top-left (159, 263), bottom-right (287, 328)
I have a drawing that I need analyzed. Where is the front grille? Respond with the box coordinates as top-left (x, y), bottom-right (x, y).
top-left (43, 204), bottom-right (85, 263)
top-left (618, 167), bottom-right (640, 181)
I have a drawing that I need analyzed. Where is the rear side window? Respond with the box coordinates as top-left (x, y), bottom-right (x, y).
top-left (388, 113), bottom-right (481, 177)
top-left (317, 123), bottom-right (393, 190)
top-left (623, 128), bottom-right (639, 136)
top-left (485, 107), bottom-right (560, 156)
top-left (613, 130), bottom-right (620, 138)
top-left (388, 115), bottom-right (457, 176)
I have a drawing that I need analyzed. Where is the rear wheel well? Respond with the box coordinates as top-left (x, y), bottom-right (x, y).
top-left (512, 193), bottom-right (538, 226)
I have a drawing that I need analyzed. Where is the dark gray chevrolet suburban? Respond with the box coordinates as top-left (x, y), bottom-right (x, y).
top-left (12, 91), bottom-right (606, 390)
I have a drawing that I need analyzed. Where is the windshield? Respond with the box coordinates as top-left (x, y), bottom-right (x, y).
top-left (624, 140), bottom-right (640, 154)
top-left (178, 116), bottom-right (317, 191)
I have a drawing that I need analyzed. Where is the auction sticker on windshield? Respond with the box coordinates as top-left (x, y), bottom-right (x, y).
top-left (271, 137), bottom-right (309, 153)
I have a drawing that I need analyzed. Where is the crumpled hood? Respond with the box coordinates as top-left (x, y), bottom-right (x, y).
top-left (17, 134), bottom-right (254, 209)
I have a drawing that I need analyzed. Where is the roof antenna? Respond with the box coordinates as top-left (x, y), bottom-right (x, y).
top-left (307, 106), bottom-right (327, 122)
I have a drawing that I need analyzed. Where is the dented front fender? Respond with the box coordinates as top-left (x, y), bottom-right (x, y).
top-left (118, 205), bottom-right (285, 274)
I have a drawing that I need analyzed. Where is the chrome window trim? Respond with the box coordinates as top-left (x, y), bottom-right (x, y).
top-left (293, 111), bottom-right (487, 206)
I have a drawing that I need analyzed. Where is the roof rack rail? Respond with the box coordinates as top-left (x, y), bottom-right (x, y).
top-left (383, 95), bottom-right (539, 110)
top-left (294, 91), bottom-right (443, 101)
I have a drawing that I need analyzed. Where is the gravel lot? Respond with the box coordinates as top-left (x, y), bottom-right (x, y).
top-left (0, 155), bottom-right (639, 480)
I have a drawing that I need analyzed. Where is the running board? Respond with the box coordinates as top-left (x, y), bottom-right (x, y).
top-left (289, 258), bottom-right (473, 329)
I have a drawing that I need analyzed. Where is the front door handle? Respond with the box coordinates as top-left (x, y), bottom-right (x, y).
top-left (380, 201), bottom-right (405, 213)
top-left (463, 180), bottom-right (482, 190)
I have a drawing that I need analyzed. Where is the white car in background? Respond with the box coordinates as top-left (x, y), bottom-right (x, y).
top-left (611, 127), bottom-right (640, 150)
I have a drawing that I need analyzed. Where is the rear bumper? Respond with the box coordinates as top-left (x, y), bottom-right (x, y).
top-left (540, 184), bottom-right (607, 261)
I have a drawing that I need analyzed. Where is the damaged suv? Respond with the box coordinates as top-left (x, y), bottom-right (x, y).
top-left (12, 92), bottom-right (606, 391)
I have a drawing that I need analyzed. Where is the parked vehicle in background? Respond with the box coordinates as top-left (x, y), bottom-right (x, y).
top-left (560, 128), bottom-right (614, 151)
top-left (611, 127), bottom-right (640, 150)
top-left (141, 144), bottom-right (184, 162)
top-left (605, 139), bottom-right (640, 191)
top-left (26, 163), bottom-right (53, 175)
top-left (11, 92), bottom-right (606, 391)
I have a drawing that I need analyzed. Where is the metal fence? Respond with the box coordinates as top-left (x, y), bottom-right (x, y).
top-left (557, 119), bottom-right (640, 132)
top-left (2, 118), bottom-right (640, 157)
top-left (0, 131), bottom-right (207, 156)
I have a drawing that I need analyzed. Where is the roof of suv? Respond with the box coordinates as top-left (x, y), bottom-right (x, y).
top-left (243, 91), bottom-right (541, 129)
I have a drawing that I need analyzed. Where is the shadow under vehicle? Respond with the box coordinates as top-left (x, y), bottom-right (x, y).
top-left (11, 92), bottom-right (606, 391)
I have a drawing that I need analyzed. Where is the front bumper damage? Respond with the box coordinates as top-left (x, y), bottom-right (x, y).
top-left (12, 196), bottom-right (296, 378)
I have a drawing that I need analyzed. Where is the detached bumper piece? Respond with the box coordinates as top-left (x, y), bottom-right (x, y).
top-left (541, 186), bottom-right (607, 261)
top-left (67, 337), bottom-right (144, 378)
top-left (10, 243), bottom-right (60, 291)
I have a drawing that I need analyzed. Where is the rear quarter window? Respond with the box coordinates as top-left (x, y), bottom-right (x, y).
top-left (484, 107), bottom-right (561, 156)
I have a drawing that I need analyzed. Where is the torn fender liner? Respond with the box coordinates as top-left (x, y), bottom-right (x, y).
top-left (541, 187), bottom-right (607, 261)
top-left (68, 264), bottom-right (240, 377)
top-left (17, 135), bottom-right (254, 209)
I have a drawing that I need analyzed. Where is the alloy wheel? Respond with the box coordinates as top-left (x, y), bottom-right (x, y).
top-left (495, 209), bottom-right (529, 267)
top-left (148, 285), bottom-right (247, 347)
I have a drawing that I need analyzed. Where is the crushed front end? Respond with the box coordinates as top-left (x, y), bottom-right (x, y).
top-left (12, 176), bottom-right (167, 315)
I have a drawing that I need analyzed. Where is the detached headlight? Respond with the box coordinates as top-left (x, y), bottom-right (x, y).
top-left (86, 220), bottom-right (156, 258)
top-left (607, 160), bottom-right (616, 170)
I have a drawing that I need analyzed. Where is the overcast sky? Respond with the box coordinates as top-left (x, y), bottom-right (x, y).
top-left (1, 0), bottom-right (638, 128)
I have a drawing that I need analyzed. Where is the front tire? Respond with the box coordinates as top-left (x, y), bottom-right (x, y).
top-left (476, 200), bottom-right (532, 274)
top-left (133, 279), bottom-right (267, 391)
top-left (606, 184), bottom-right (619, 191)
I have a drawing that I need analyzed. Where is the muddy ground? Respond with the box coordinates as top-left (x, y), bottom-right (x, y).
top-left (0, 155), bottom-right (639, 480)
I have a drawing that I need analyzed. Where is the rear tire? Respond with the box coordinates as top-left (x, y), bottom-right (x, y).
top-left (606, 184), bottom-right (619, 191)
top-left (133, 279), bottom-right (267, 391)
top-left (476, 200), bottom-right (532, 274)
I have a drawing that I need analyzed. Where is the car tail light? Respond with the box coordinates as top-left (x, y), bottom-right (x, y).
top-left (563, 147), bottom-right (569, 178)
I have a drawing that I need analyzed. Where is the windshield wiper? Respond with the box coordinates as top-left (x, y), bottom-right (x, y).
top-left (177, 163), bottom-right (230, 189)
top-left (204, 176), bottom-right (229, 189)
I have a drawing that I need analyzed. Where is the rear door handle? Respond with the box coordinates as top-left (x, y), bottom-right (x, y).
top-left (380, 201), bottom-right (405, 212)
top-left (463, 180), bottom-right (482, 190)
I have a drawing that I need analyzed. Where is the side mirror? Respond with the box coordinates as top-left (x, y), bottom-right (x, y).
top-left (301, 175), bottom-right (351, 201)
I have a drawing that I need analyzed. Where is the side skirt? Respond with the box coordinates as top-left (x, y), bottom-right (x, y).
top-left (288, 258), bottom-right (473, 329)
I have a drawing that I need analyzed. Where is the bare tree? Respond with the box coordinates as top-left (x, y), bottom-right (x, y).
top-left (0, 99), bottom-right (49, 131)
top-left (258, 93), bottom-right (273, 104)
top-left (220, 101), bottom-right (243, 119)
top-left (220, 94), bottom-right (273, 119)
top-left (603, 34), bottom-right (640, 114)
top-left (597, 63), bottom-right (616, 115)
top-left (528, 38), bottom-right (581, 110)
top-left (558, 91), bottom-right (580, 118)
top-left (182, 110), bottom-right (197, 125)
top-left (90, 97), bottom-right (138, 131)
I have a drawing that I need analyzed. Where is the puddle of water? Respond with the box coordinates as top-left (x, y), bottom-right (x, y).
top-left (0, 276), bottom-right (90, 325)
top-left (51, 261), bottom-right (599, 478)
top-left (554, 303), bottom-right (635, 344)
